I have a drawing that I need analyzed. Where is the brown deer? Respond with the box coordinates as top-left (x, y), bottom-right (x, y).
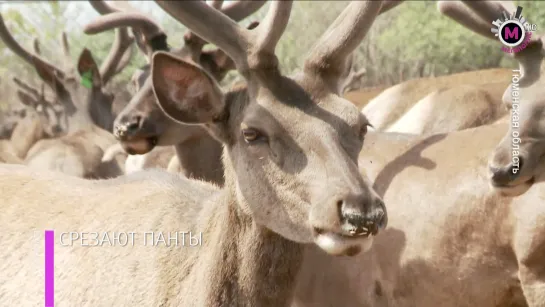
top-left (0, 1), bottom-right (389, 305)
top-left (0, 107), bottom-right (26, 140)
top-left (343, 85), bottom-right (388, 110)
top-left (386, 81), bottom-right (510, 135)
top-left (4, 76), bottom-right (67, 158)
top-left (1, 74), bottom-right (72, 164)
top-left (362, 68), bottom-right (513, 131)
top-left (0, 6), bottom-right (134, 178)
top-left (85, 0), bottom-right (265, 183)
top-left (292, 2), bottom-right (545, 306)
top-left (488, 68), bottom-right (545, 196)
top-left (0, 38), bottom-right (68, 160)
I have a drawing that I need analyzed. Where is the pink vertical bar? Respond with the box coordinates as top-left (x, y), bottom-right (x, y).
top-left (45, 230), bottom-right (54, 307)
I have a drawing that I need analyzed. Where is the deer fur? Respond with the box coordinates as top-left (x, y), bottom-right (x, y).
top-left (123, 146), bottom-right (176, 174)
top-left (0, 108), bottom-right (26, 139)
top-left (293, 122), bottom-right (545, 307)
top-left (343, 85), bottom-right (388, 110)
top-left (0, 140), bottom-right (22, 163)
top-left (362, 68), bottom-right (513, 131)
top-left (5, 76), bottom-right (67, 160)
top-left (386, 81), bottom-right (509, 135)
top-left (489, 65), bottom-right (545, 197)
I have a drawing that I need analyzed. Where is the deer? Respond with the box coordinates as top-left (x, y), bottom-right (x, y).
top-left (0, 1), bottom-right (390, 306)
top-left (386, 81), bottom-right (509, 135)
top-left (362, 68), bottom-right (513, 132)
top-left (0, 107), bottom-right (26, 139)
top-left (3, 38), bottom-right (69, 159)
top-left (84, 0), bottom-right (266, 182)
top-left (343, 85), bottom-right (388, 110)
top-left (488, 63), bottom-right (545, 197)
top-left (290, 3), bottom-right (545, 307)
top-left (0, 6), bottom-right (134, 178)
top-left (1, 75), bottom-right (67, 161)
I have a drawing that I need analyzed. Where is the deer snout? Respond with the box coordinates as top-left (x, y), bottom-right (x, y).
top-left (311, 192), bottom-right (386, 257)
top-left (113, 114), bottom-right (144, 138)
top-left (488, 157), bottom-right (523, 187)
top-left (339, 195), bottom-right (387, 236)
top-left (51, 125), bottom-right (63, 135)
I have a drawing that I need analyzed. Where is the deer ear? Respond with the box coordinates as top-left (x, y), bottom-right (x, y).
top-left (77, 48), bottom-right (102, 88)
top-left (16, 90), bottom-right (37, 108)
top-left (151, 51), bottom-right (225, 124)
top-left (31, 56), bottom-right (66, 94)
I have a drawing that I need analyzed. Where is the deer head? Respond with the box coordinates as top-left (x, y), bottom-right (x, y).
top-left (488, 72), bottom-right (545, 196)
top-left (151, 0), bottom-right (387, 256)
top-left (84, 0), bottom-right (266, 155)
top-left (0, 8), bottom-right (134, 134)
top-left (11, 76), bottom-right (66, 137)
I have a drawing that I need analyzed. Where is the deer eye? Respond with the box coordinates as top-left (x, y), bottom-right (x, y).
top-left (242, 128), bottom-right (266, 143)
top-left (359, 123), bottom-right (371, 140)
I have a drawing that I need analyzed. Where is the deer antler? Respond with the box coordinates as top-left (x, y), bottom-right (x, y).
top-left (32, 38), bottom-right (41, 55)
top-left (379, 1), bottom-right (404, 15)
top-left (12, 77), bottom-right (40, 99)
top-left (87, 0), bottom-right (135, 85)
top-left (182, 0), bottom-right (267, 62)
top-left (437, 1), bottom-right (507, 40)
top-left (341, 54), bottom-right (367, 94)
top-left (59, 32), bottom-right (75, 74)
top-left (86, 0), bottom-right (266, 66)
top-left (303, 1), bottom-right (383, 94)
top-left (0, 13), bottom-right (65, 79)
top-left (156, 0), bottom-right (288, 76)
top-left (89, 0), bottom-right (149, 59)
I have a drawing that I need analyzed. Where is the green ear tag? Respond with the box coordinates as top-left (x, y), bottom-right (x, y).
top-left (81, 70), bottom-right (93, 89)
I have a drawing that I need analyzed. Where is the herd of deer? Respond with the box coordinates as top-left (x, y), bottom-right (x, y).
top-left (1, 0), bottom-right (544, 306)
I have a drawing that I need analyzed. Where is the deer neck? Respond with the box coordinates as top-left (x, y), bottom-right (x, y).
top-left (172, 190), bottom-right (303, 306)
top-left (10, 116), bottom-right (45, 159)
top-left (173, 135), bottom-right (224, 186)
top-left (65, 107), bottom-right (96, 134)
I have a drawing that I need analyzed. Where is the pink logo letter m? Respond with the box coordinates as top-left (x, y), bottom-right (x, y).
top-left (504, 27), bottom-right (519, 40)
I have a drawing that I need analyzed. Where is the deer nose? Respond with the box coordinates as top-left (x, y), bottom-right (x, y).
top-left (338, 195), bottom-right (387, 236)
top-left (114, 115), bottom-right (143, 138)
top-left (51, 125), bottom-right (63, 134)
top-left (489, 157), bottom-right (523, 186)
